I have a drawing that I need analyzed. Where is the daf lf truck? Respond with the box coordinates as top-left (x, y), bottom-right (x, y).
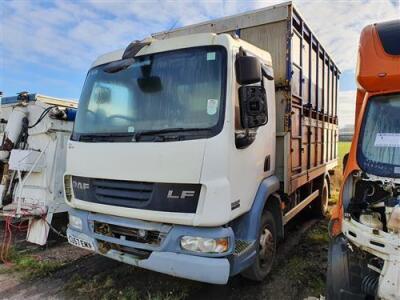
top-left (65, 2), bottom-right (340, 284)
top-left (327, 20), bottom-right (400, 300)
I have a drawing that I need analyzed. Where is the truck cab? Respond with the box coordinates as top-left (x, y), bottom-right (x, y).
top-left (328, 20), bottom-right (400, 300)
top-left (65, 33), bottom-right (277, 284)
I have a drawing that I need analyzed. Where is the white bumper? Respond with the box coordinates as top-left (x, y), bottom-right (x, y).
top-left (343, 219), bottom-right (400, 299)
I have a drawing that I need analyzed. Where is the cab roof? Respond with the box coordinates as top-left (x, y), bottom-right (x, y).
top-left (91, 33), bottom-right (272, 68)
top-left (357, 20), bottom-right (400, 93)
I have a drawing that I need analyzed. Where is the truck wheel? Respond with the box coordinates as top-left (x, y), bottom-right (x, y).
top-left (327, 235), bottom-right (350, 299)
top-left (312, 178), bottom-right (330, 217)
top-left (327, 235), bottom-right (368, 300)
top-left (242, 211), bottom-right (276, 281)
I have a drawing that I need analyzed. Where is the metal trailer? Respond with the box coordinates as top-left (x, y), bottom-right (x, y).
top-left (153, 1), bottom-right (340, 198)
top-left (0, 93), bottom-right (77, 245)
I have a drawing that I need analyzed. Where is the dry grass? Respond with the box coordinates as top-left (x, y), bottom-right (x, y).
top-left (330, 142), bottom-right (352, 204)
top-left (0, 246), bottom-right (65, 279)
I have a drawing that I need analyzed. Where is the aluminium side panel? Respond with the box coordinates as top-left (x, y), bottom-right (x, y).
top-left (240, 21), bottom-right (289, 86)
top-left (152, 3), bottom-right (290, 39)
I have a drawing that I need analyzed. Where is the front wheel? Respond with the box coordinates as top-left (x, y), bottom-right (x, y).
top-left (241, 211), bottom-right (277, 281)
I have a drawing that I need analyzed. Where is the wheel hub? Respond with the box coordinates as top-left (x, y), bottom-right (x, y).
top-left (259, 227), bottom-right (274, 268)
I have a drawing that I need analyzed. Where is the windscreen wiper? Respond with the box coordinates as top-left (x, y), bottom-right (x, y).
top-left (78, 132), bottom-right (134, 142)
top-left (78, 128), bottom-right (207, 142)
top-left (134, 128), bottom-right (207, 141)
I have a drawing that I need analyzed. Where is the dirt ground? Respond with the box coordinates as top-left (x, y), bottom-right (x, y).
top-left (0, 210), bottom-right (329, 300)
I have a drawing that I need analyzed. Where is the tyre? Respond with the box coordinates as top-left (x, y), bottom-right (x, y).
top-left (241, 211), bottom-right (277, 281)
top-left (312, 178), bottom-right (330, 217)
top-left (327, 236), bottom-right (369, 300)
top-left (327, 235), bottom-right (350, 299)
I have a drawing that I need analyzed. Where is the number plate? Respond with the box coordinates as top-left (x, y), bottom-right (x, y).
top-left (67, 233), bottom-right (94, 251)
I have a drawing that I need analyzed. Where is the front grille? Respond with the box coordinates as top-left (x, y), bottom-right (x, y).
top-left (94, 221), bottom-right (163, 246)
top-left (93, 178), bottom-right (154, 207)
top-left (72, 176), bottom-right (201, 213)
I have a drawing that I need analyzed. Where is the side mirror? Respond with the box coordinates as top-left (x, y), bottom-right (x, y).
top-left (343, 153), bottom-right (349, 174)
top-left (239, 86), bottom-right (268, 129)
top-left (235, 56), bottom-right (261, 85)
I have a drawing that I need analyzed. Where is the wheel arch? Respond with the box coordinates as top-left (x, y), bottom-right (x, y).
top-left (231, 176), bottom-right (281, 241)
top-left (264, 193), bottom-right (284, 239)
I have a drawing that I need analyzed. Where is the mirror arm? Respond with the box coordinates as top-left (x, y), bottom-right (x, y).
top-left (262, 65), bottom-right (274, 81)
top-left (237, 46), bottom-right (246, 58)
top-left (235, 129), bottom-right (256, 149)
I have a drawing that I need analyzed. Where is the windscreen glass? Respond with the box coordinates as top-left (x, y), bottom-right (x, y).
top-left (357, 93), bottom-right (400, 178)
top-left (72, 46), bottom-right (226, 141)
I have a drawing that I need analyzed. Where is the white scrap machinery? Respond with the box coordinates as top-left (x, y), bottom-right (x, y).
top-left (0, 93), bottom-right (77, 245)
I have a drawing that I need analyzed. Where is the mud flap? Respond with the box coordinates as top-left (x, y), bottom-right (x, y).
top-left (326, 235), bottom-right (366, 300)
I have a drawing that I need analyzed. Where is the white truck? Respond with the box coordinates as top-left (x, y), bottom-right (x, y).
top-left (0, 93), bottom-right (77, 245)
top-left (64, 2), bottom-right (339, 284)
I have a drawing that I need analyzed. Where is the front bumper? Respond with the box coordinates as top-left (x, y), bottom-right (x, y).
top-left (343, 219), bottom-right (400, 299)
top-left (66, 209), bottom-right (244, 284)
top-left (67, 228), bottom-right (230, 284)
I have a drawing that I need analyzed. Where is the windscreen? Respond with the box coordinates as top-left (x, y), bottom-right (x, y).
top-left (357, 93), bottom-right (400, 178)
top-left (72, 46), bottom-right (226, 141)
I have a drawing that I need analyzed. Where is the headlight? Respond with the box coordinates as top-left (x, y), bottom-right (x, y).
top-left (180, 236), bottom-right (229, 253)
top-left (69, 215), bottom-right (83, 231)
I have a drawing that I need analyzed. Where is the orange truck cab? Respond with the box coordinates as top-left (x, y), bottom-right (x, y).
top-left (327, 20), bottom-right (400, 300)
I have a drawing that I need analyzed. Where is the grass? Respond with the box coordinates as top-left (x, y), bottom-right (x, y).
top-left (64, 271), bottom-right (190, 300)
top-left (278, 221), bottom-right (330, 298)
top-left (307, 224), bottom-right (330, 244)
top-left (330, 141), bottom-right (352, 204)
top-left (273, 143), bottom-right (351, 297)
top-left (0, 246), bottom-right (65, 279)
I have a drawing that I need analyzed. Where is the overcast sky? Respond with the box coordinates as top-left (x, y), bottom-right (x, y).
top-left (1, 0), bottom-right (399, 127)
